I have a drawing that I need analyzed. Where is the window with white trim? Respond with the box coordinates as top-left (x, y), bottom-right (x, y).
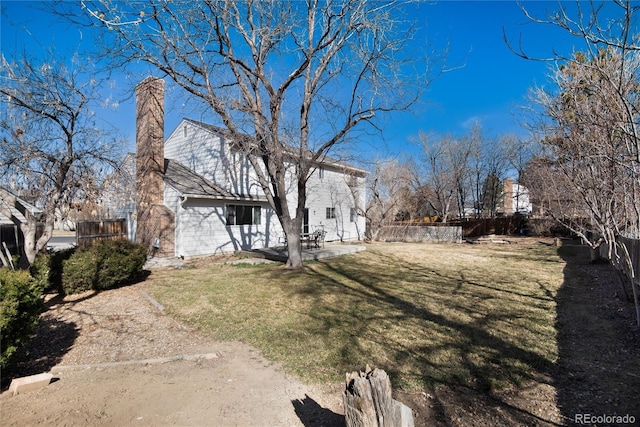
top-left (226, 205), bottom-right (261, 225)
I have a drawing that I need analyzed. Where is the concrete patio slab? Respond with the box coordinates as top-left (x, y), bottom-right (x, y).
top-left (252, 243), bottom-right (366, 262)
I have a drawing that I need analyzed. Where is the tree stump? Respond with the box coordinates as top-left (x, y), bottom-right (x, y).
top-left (343, 366), bottom-right (414, 427)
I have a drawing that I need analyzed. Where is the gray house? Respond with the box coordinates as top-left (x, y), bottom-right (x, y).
top-left (134, 77), bottom-right (367, 258)
top-left (0, 186), bottom-right (42, 260)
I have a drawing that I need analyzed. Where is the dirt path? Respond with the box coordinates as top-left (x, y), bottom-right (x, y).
top-left (0, 283), bottom-right (344, 426)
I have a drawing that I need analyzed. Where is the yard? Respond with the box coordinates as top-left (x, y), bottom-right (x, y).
top-left (3, 239), bottom-right (638, 426)
top-left (149, 241), bottom-right (562, 391)
top-left (145, 239), bottom-right (640, 425)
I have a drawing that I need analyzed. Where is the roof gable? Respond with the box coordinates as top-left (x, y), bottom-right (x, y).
top-left (179, 118), bottom-right (368, 177)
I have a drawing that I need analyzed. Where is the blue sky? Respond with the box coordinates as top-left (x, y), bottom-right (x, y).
top-left (1, 1), bottom-right (605, 159)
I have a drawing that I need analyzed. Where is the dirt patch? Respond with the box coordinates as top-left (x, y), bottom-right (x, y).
top-left (0, 283), bottom-right (344, 426)
top-left (2, 244), bottom-right (639, 426)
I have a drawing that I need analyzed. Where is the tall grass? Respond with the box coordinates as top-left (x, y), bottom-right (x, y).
top-left (146, 242), bottom-right (564, 391)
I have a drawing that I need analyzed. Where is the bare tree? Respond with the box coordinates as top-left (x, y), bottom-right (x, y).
top-left (364, 158), bottom-right (413, 241)
top-left (415, 132), bottom-right (465, 222)
top-left (507, 1), bottom-right (640, 241)
top-left (525, 49), bottom-right (640, 248)
top-left (461, 123), bottom-right (483, 219)
top-left (509, 0), bottom-right (640, 326)
top-left (0, 52), bottom-right (122, 267)
top-left (503, 134), bottom-right (538, 214)
top-left (60, 0), bottom-right (439, 268)
top-left (416, 126), bottom-right (502, 222)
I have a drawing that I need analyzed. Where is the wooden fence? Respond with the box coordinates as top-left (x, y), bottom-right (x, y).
top-left (76, 219), bottom-right (127, 248)
top-left (599, 236), bottom-right (640, 284)
top-left (380, 217), bottom-right (528, 242)
top-left (0, 224), bottom-right (23, 256)
top-left (598, 236), bottom-right (640, 328)
top-left (452, 217), bottom-right (529, 237)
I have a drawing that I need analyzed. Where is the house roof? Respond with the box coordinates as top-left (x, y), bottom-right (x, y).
top-left (182, 118), bottom-right (368, 177)
top-left (163, 159), bottom-right (266, 202)
top-left (0, 186), bottom-right (42, 225)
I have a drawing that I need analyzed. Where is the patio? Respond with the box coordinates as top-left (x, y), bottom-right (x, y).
top-left (252, 242), bottom-right (366, 262)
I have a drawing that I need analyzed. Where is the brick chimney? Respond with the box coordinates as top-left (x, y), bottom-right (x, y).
top-left (135, 77), bottom-right (174, 256)
top-left (503, 178), bottom-right (514, 215)
top-left (136, 77), bottom-right (164, 208)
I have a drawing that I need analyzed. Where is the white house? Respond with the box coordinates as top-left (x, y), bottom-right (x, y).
top-left (500, 178), bottom-right (532, 215)
top-left (134, 77), bottom-right (367, 258)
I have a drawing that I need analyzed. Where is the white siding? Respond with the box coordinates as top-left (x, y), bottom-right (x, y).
top-left (168, 192), bottom-right (284, 258)
top-left (165, 120), bottom-right (262, 197)
top-left (304, 165), bottom-right (366, 242)
top-left (165, 121), bottom-right (228, 185)
top-left (162, 119), bottom-right (366, 254)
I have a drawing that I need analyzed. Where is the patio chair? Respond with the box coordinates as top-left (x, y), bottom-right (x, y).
top-left (312, 229), bottom-right (326, 249)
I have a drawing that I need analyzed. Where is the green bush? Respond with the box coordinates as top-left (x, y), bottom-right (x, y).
top-left (60, 248), bottom-right (96, 294)
top-left (0, 268), bottom-right (43, 369)
top-left (30, 248), bottom-right (76, 294)
top-left (61, 239), bottom-right (147, 294)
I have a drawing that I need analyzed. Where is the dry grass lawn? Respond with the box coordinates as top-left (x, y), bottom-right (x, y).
top-left (146, 241), bottom-right (565, 393)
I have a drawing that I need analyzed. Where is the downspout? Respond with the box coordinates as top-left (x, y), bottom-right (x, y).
top-left (177, 195), bottom-right (188, 258)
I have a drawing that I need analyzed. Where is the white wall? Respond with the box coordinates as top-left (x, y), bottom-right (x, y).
top-left (165, 120), bottom-right (263, 198)
top-left (167, 194), bottom-right (283, 257)
top-left (164, 119), bottom-right (366, 253)
top-left (304, 165), bottom-right (366, 242)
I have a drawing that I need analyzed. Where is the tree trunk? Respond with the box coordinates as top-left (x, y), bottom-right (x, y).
top-left (344, 367), bottom-right (414, 427)
top-left (19, 221), bottom-right (38, 268)
top-left (284, 234), bottom-right (304, 269)
top-left (19, 218), bottom-right (54, 268)
top-left (588, 246), bottom-right (601, 263)
top-left (282, 218), bottom-right (304, 269)
top-left (615, 269), bottom-right (633, 302)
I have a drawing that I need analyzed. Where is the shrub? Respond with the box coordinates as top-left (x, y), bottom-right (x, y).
top-left (0, 268), bottom-right (43, 369)
top-left (60, 248), bottom-right (96, 294)
top-left (61, 239), bottom-right (147, 294)
top-left (30, 248), bottom-right (76, 294)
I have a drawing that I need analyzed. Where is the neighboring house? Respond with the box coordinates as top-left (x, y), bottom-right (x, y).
top-left (500, 178), bottom-right (532, 216)
top-left (99, 152), bottom-right (137, 240)
top-left (0, 186), bottom-right (43, 257)
top-left (134, 77), bottom-right (367, 258)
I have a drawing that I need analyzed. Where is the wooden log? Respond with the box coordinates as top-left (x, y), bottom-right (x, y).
top-left (344, 374), bottom-right (378, 427)
top-left (2, 241), bottom-right (15, 270)
top-left (367, 369), bottom-right (396, 427)
top-left (343, 366), bottom-right (414, 427)
top-left (0, 241), bottom-right (9, 268)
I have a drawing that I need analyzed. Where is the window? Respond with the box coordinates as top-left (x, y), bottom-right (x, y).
top-left (326, 207), bottom-right (336, 219)
top-left (350, 208), bottom-right (358, 223)
top-left (227, 205), bottom-right (261, 225)
top-left (318, 167), bottom-right (325, 179)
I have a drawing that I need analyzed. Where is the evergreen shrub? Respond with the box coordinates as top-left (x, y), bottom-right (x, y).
top-left (61, 239), bottom-right (147, 294)
top-left (30, 248), bottom-right (76, 294)
top-left (0, 268), bottom-right (43, 368)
